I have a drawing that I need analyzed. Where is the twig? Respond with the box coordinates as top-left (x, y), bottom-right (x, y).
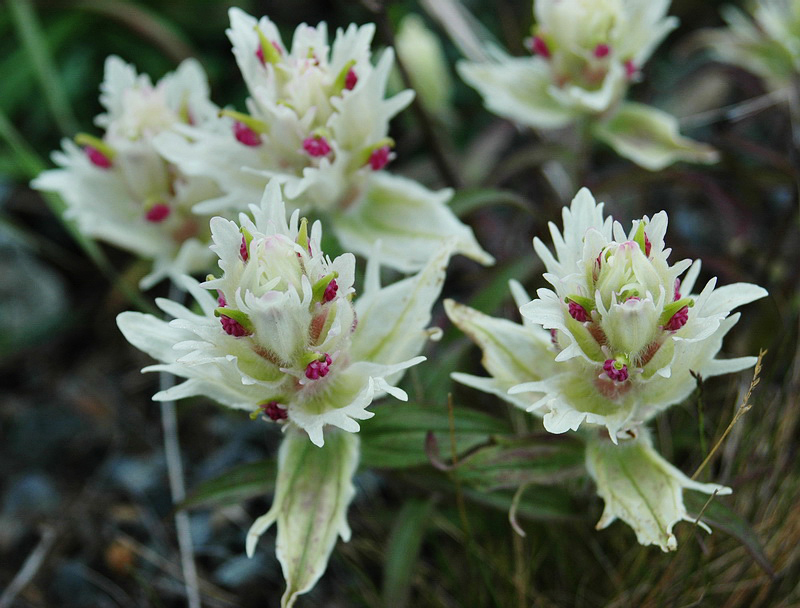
top-left (0, 526), bottom-right (58, 608)
top-left (508, 483), bottom-right (528, 538)
top-left (690, 370), bottom-right (708, 460)
top-left (160, 284), bottom-right (201, 608)
top-left (691, 350), bottom-right (766, 481)
top-left (679, 90), bottom-right (785, 129)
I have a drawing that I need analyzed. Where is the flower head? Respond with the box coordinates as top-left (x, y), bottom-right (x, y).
top-left (511, 188), bottom-right (767, 439)
top-left (456, 0), bottom-right (718, 170)
top-left (702, 0), bottom-right (800, 92)
top-left (155, 9), bottom-right (493, 272)
top-left (156, 8), bottom-right (412, 215)
top-left (32, 56), bottom-right (220, 288)
top-left (117, 181), bottom-right (452, 447)
top-left (447, 187), bottom-right (766, 551)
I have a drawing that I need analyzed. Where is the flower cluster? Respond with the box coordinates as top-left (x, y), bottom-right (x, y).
top-left (117, 182), bottom-right (452, 605)
top-left (155, 8), bottom-right (492, 271)
top-left (118, 181), bottom-right (450, 446)
top-left (33, 56), bottom-right (221, 288)
top-left (702, 0), bottom-right (800, 93)
top-left (457, 0), bottom-right (718, 170)
top-left (447, 188), bottom-right (766, 550)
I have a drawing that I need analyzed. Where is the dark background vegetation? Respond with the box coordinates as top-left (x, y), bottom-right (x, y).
top-left (1, 0), bottom-right (798, 606)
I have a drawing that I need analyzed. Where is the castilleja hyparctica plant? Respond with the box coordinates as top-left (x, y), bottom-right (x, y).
top-left (457, 0), bottom-right (718, 170)
top-left (33, 56), bottom-right (221, 288)
top-left (447, 188), bottom-right (767, 551)
top-left (22, 1), bottom-right (780, 605)
top-left (118, 181), bottom-right (452, 606)
top-left (154, 8), bottom-right (493, 272)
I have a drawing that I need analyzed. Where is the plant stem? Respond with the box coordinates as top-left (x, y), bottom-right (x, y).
top-left (160, 285), bottom-right (201, 608)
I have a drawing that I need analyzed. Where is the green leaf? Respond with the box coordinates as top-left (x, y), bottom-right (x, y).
top-left (684, 492), bottom-right (775, 577)
top-left (462, 485), bottom-right (579, 521)
top-left (466, 256), bottom-right (537, 315)
top-left (180, 459), bottom-right (276, 510)
top-left (382, 499), bottom-right (434, 608)
top-left (448, 187), bottom-right (530, 217)
top-left (452, 434), bottom-right (585, 491)
top-left (360, 402), bottom-right (509, 469)
top-left (73, 0), bottom-right (194, 63)
top-left (9, 0), bottom-right (79, 136)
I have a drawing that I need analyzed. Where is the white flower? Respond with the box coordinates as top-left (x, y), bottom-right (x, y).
top-left (510, 188), bottom-right (767, 439)
top-left (32, 56), bottom-right (221, 288)
top-left (117, 181), bottom-right (452, 603)
top-left (447, 187), bottom-right (765, 550)
top-left (702, 0), bottom-right (800, 92)
top-left (457, 0), bottom-right (717, 169)
top-left (586, 429), bottom-right (730, 552)
top-left (155, 8), bottom-right (492, 271)
top-left (117, 181), bottom-right (451, 447)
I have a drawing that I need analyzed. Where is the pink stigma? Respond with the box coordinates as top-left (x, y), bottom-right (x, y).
top-left (550, 328), bottom-right (558, 346)
top-left (85, 145), bottom-right (112, 169)
top-left (644, 233), bottom-right (652, 257)
top-left (220, 315), bottom-right (249, 337)
top-left (240, 235), bottom-right (249, 261)
top-left (305, 353), bottom-right (332, 379)
top-left (664, 305), bottom-right (689, 331)
top-left (368, 145), bottom-right (392, 170)
top-left (323, 279), bottom-right (338, 303)
top-left (568, 300), bottom-right (589, 322)
top-left (604, 359), bottom-right (629, 382)
top-left (530, 35), bottom-right (551, 58)
top-left (262, 401), bottom-right (288, 421)
top-left (345, 68), bottom-right (358, 90)
top-left (593, 43), bottom-right (610, 58)
top-left (625, 59), bottom-right (637, 79)
top-left (303, 135), bottom-right (331, 157)
top-left (217, 295), bottom-right (250, 337)
top-left (145, 203), bottom-right (171, 223)
top-left (234, 121), bottom-right (262, 146)
top-left (673, 279), bottom-right (681, 301)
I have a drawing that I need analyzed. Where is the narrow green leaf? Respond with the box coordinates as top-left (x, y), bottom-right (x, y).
top-left (684, 492), bottom-right (775, 577)
top-left (360, 402), bottom-right (509, 469)
top-left (466, 256), bottom-right (537, 314)
top-left (448, 187), bottom-right (530, 217)
top-left (382, 499), bottom-right (434, 608)
top-left (9, 0), bottom-right (79, 136)
top-left (462, 485), bottom-right (579, 521)
top-left (73, 0), bottom-right (194, 63)
top-left (180, 459), bottom-right (276, 510)
top-left (453, 434), bottom-right (585, 491)
top-left (0, 15), bottom-right (84, 117)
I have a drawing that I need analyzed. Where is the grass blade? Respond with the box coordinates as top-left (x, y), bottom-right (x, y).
top-left (8, 0), bottom-right (79, 136)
